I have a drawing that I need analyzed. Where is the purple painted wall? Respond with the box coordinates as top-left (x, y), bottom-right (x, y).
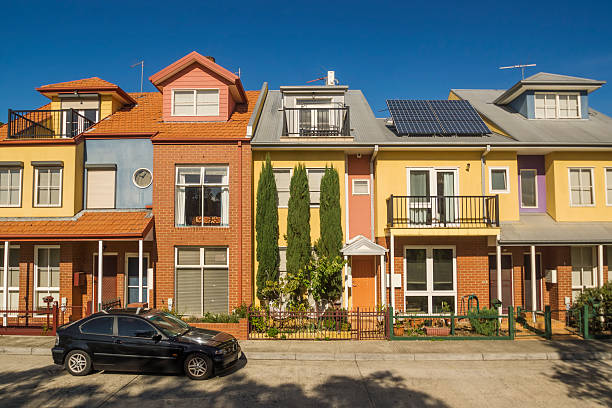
top-left (517, 155), bottom-right (546, 213)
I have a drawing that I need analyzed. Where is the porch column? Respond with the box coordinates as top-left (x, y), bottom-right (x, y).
top-left (380, 254), bottom-right (386, 307)
top-left (598, 245), bottom-right (604, 287)
top-left (138, 240), bottom-right (144, 303)
top-left (390, 233), bottom-right (395, 310)
top-left (3, 241), bottom-right (8, 327)
top-left (343, 256), bottom-right (349, 308)
top-left (98, 240), bottom-right (103, 312)
top-left (530, 245), bottom-right (537, 322)
top-left (496, 244), bottom-right (502, 314)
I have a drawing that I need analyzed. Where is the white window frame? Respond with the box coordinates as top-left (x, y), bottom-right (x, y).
top-left (34, 167), bottom-right (63, 208)
top-left (571, 246), bottom-right (596, 300)
top-left (352, 179), bottom-right (370, 195)
top-left (33, 245), bottom-right (60, 311)
top-left (174, 247), bottom-right (230, 316)
top-left (534, 92), bottom-right (581, 120)
top-left (171, 89), bottom-right (220, 117)
top-left (403, 245), bottom-right (457, 315)
top-left (175, 165), bottom-right (229, 227)
top-left (406, 167), bottom-right (460, 226)
top-left (0, 244), bottom-right (20, 316)
top-left (0, 167), bottom-right (22, 207)
top-left (519, 169), bottom-right (538, 208)
top-left (605, 168), bottom-right (612, 207)
top-left (306, 168), bottom-right (326, 207)
top-left (489, 166), bottom-right (510, 194)
top-left (124, 252), bottom-right (151, 305)
top-left (568, 167), bottom-right (595, 207)
top-left (273, 168), bottom-right (292, 208)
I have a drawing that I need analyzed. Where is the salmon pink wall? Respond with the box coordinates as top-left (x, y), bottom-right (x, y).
top-left (160, 64), bottom-right (232, 122)
top-left (348, 154), bottom-right (372, 239)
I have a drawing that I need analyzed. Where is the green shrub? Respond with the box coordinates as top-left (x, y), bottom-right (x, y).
top-left (184, 313), bottom-right (239, 324)
top-left (232, 304), bottom-right (250, 319)
top-left (468, 307), bottom-right (499, 336)
top-left (248, 306), bottom-right (268, 333)
top-left (267, 327), bottom-right (279, 338)
top-left (571, 282), bottom-right (612, 334)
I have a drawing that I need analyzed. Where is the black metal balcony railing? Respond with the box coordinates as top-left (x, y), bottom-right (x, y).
top-left (7, 109), bottom-right (95, 139)
top-left (386, 195), bottom-right (499, 228)
top-left (282, 107), bottom-right (350, 137)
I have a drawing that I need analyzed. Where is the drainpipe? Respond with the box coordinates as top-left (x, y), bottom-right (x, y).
top-left (369, 145), bottom-right (379, 242)
top-left (481, 144), bottom-right (491, 196)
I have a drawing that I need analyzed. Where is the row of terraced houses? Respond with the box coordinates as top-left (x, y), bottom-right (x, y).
top-left (1, 51), bottom-right (611, 324)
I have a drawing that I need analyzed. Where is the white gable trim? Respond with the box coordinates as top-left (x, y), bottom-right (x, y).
top-left (341, 235), bottom-right (388, 256)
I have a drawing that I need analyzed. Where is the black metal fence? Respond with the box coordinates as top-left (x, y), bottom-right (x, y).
top-left (282, 107), bottom-right (350, 137)
top-left (7, 109), bottom-right (95, 139)
top-left (247, 307), bottom-right (388, 340)
top-left (386, 195), bottom-right (499, 228)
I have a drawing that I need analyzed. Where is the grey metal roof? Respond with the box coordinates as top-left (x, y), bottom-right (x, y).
top-left (522, 72), bottom-right (606, 85)
top-left (500, 213), bottom-right (612, 245)
top-left (453, 89), bottom-right (612, 146)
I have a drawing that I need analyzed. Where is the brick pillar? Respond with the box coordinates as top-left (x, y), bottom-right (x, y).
top-left (18, 243), bottom-right (34, 311)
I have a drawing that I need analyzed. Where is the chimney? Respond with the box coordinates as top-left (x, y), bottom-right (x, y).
top-left (205, 56), bottom-right (216, 63)
top-left (326, 70), bottom-right (335, 86)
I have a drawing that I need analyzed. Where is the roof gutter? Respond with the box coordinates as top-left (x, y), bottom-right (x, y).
top-left (481, 144), bottom-right (491, 196)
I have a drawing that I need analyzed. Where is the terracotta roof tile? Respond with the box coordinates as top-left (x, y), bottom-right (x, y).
top-left (0, 211), bottom-right (153, 240)
top-left (37, 77), bottom-right (118, 90)
top-left (86, 90), bottom-right (260, 141)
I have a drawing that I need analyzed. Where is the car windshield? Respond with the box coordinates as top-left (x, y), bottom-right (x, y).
top-left (145, 312), bottom-right (191, 337)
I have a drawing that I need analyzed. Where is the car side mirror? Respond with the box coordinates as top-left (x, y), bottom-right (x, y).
top-left (152, 333), bottom-right (162, 342)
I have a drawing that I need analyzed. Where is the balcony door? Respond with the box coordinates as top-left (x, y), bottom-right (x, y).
top-left (296, 99), bottom-right (336, 136)
top-left (407, 168), bottom-right (458, 226)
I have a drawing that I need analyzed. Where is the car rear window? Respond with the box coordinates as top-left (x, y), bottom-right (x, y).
top-left (117, 317), bottom-right (157, 338)
top-left (80, 317), bottom-right (114, 335)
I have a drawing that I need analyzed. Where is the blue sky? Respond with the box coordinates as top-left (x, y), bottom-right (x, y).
top-left (2, 0), bottom-right (612, 121)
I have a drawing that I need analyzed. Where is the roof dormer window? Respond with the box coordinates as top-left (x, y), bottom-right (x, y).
top-left (172, 89), bottom-right (219, 117)
top-left (534, 92), bottom-right (580, 119)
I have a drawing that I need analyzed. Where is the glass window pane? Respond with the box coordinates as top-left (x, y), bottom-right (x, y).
top-left (51, 268), bottom-right (60, 287)
top-left (204, 167), bottom-right (227, 185)
top-left (50, 170), bottom-right (61, 187)
top-left (410, 171), bottom-right (429, 196)
top-left (38, 268), bottom-right (49, 287)
top-left (203, 186), bottom-right (222, 219)
top-left (177, 168), bottom-right (201, 185)
top-left (38, 188), bottom-right (49, 205)
top-left (569, 169), bottom-right (580, 187)
top-left (433, 249), bottom-right (453, 291)
top-left (204, 248), bottom-right (227, 266)
top-left (38, 170), bottom-right (49, 187)
top-left (580, 170), bottom-right (592, 187)
top-left (580, 189), bottom-right (593, 205)
top-left (491, 169), bottom-right (507, 191)
top-left (0, 170), bottom-right (9, 187)
top-left (353, 180), bottom-right (369, 195)
top-left (0, 190), bottom-right (9, 205)
top-left (521, 170), bottom-right (537, 207)
top-left (128, 287), bottom-right (139, 304)
top-left (10, 170), bottom-right (20, 186)
top-left (184, 186), bottom-right (202, 225)
top-left (279, 248), bottom-right (287, 272)
top-left (177, 248), bottom-right (201, 266)
top-left (307, 169), bottom-right (325, 193)
top-left (432, 296), bottom-right (455, 313)
top-left (570, 189), bottom-right (581, 205)
top-left (310, 191), bottom-right (321, 205)
top-left (50, 188), bottom-right (60, 205)
top-left (405, 249), bottom-right (427, 291)
top-left (405, 296), bottom-right (428, 314)
top-left (117, 317), bottom-right (156, 338)
top-left (9, 189), bottom-right (19, 205)
top-left (81, 317), bottom-right (114, 335)
top-left (277, 191), bottom-right (290, 207)
top-left (273, 169), bottom-right (291, 189)
top-left (196, 90), bottom-right (218, 104)
top-left (582, 269), bottom-right (592, 287)
top-left (38, 249), bottom-right (49, 268)
top-left (176, 268), bottom-right (202, 316)
top-left (174, 90), bottom-right (194, 104)
top-left (535, 94), bottom-right (545, 108)
top-left (49, 248), bottom-right (60, 267)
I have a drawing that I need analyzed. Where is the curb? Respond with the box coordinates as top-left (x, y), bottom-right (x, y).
top-left (3, 348), bottom-right (611, 362)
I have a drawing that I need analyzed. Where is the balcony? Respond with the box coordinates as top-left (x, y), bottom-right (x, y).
top-left (386, 195), bottom-right (499, 229)
top-left (282, 107), bottom-right (350, 137)
top-left (6, 109), bottom-right (95, 139)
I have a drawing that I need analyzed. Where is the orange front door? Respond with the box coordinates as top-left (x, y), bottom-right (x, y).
top-left (352, 256), bottom-right (376, 308)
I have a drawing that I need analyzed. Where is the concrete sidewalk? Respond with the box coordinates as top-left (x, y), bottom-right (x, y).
top-left (1, 335), bottom-right (611, 361)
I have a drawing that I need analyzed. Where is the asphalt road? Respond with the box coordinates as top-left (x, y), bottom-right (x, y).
top-left (0, 354), bottom-right (610, 407)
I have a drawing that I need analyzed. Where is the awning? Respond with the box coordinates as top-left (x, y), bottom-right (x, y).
top-left (0, 210), bottom-right (154, 241)
top-left (500, 213), bottom-right (612, 245)
top-left (341, 235), bottom-right (388, 256)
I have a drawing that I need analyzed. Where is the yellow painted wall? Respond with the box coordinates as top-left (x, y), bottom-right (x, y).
top-left (100, 95), bottom-right (123, 120)
top-left (484, 151), bottom-right (519, 222)
top-left (546, 151), bottom-right (612, 221)
top-left (374, 150), bottom-right (519, 237)
top-left (0, 143), bottom-right (83, 217)
top-left (252, 150), bottom-right (346, 297)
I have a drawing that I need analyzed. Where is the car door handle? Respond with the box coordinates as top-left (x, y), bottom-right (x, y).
top-left (114, 339), bottom-right (122, 344)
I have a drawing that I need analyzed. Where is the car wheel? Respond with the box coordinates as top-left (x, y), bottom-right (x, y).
top-left (65, 350), bottom-right (92, 376)
top-left (184, 353), bottom-right (213, 380)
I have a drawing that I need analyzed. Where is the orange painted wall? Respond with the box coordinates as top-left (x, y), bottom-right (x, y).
top-left (347, 154), bottom-right (372, 239)
top-left (159, 64), bottom-right (232, 122)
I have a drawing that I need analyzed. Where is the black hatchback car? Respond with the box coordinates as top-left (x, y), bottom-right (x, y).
top-left (52, 308), bottom-right (241, 380)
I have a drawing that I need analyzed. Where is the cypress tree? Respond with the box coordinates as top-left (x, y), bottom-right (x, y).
top-left (255, 154), bottom-right (279, 301)
top-left (318, 165), bottom-right (343, 259)
top-left (286, 163), bottom-right (311, 278)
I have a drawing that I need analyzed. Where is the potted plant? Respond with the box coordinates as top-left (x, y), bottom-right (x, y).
top-left (424, 302), bottom-right (451, 336)
top-left (393, 316), bottom-right (405, 336)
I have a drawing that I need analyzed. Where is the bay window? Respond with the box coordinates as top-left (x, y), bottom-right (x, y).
top-left (404, 246), bottom-right (456, 314)
top-left (175, 166), bottom-right (229, 227)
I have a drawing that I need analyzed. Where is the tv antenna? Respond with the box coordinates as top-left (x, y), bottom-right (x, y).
top-left (499, 63), bottom-right (536, 80)
top-left (131, 60), bottom-right (144, 95)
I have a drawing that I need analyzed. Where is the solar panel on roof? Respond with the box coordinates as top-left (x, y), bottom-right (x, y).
top-left (386, 99), bottom-right (490, 136)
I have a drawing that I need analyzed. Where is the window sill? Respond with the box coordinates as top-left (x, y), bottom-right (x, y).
top-left (175, 225), bottom-right (230, 228)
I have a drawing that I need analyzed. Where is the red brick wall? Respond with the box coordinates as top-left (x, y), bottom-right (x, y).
top-left (189, 318), bottom-right (248, 340)
top-left (153, 142), bottom-right (252, 313)
top-left (376, 235), bottom-right (490, 312)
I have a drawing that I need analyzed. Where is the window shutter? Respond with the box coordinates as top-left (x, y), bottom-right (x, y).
top-left (176, 268), bottom-right (202, 316)
top-left (87, 169), bottom-right (116, 209)
top-left (203, 269), bottom-right (228, 314)
top-left (196, 90), bottom-right (219, 116)
top-left (177, 248), bottom-right (201, 266)
top-left (353, 179), bottom-right (369, 195)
